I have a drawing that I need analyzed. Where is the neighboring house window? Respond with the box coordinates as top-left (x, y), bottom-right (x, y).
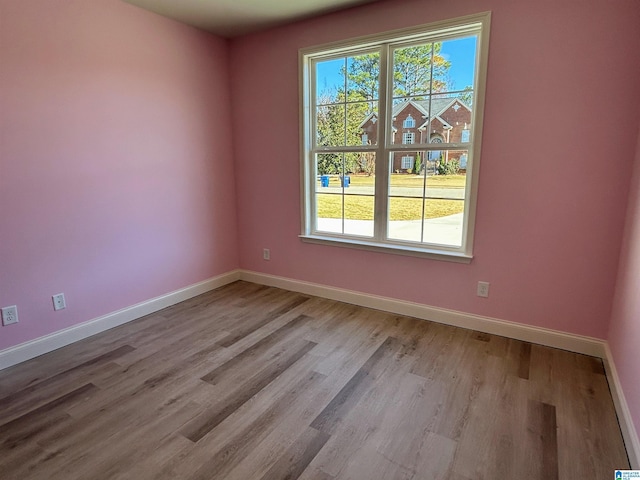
top-left (402, 132), bottom-right (415, 144)
top-left (401, 156), bottom-right (414, 170)
top-left (300, 13), bottom-right (490, 260)
top-left (429, 136), bottom-right (443, 160)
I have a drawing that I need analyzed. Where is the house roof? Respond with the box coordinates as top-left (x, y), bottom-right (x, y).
top-left (425, 115), bottom-right (453, 130)
top-left (359, 97), bottom-right (471, 129)
top-left (392, 97), bottom-right (470, 119)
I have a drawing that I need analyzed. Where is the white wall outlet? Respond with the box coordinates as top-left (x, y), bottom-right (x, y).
top-left (477, 281), bottom-right (490, 298)
top-left (1, 305), bottom-right (19, 326)
top-left (263, 248), bottom-right (270, 261)
top-left (52, 293), bottom-right (66, 311)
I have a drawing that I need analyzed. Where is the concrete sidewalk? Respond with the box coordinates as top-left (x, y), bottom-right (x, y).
top-left (316, 213), bottom-right (463, 246)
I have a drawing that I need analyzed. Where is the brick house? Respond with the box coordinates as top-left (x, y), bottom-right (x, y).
top-left (359, 97), bottom-right (472, 173)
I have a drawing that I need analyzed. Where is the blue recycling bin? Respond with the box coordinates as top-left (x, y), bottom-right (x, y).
top-left (321, 175), bottom-right (329, 187)
top-left (341, 175), bottom-right (350, 187)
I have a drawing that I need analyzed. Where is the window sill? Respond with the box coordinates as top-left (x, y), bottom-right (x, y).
top-left (299, 234), bottom-right (473, 263)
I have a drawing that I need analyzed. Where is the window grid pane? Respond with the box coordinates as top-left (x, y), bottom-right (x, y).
top-left (387, 150), bottom-right (468, 246)
top-left (314, 153), bottom-right (375, 238)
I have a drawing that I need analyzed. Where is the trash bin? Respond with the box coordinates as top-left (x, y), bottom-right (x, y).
top-left (321, 175), bottom-right (329, 187)
top-left (341, 175), bottom-right (350, 187)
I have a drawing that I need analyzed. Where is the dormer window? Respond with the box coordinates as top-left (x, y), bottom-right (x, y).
top-left (403, 115), bottom-right (415, 128)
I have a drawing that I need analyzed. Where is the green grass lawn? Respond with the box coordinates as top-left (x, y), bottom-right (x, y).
top-left (317, 194), bottom-right (464, 220)
top-left (316, 174), bottom-right (465, 220)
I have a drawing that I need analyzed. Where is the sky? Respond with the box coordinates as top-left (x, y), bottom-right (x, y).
top-left (316, 35), bottom-right (477, 98)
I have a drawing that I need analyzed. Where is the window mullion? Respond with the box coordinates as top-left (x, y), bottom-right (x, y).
top-left (373, 44), bottom-right (390, 242)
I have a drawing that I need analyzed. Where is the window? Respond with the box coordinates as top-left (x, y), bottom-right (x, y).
top-left (401, 156), bottom-right (414, 170)
top-left (428, 135), bottom-right (443, 161)
top-left (300, 13), bottom-right (490, 261)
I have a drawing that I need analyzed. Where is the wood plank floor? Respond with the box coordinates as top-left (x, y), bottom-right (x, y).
top-left (0, 281), bottom-right (630, 479)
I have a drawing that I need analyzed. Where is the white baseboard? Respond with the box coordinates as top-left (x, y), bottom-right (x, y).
top-left (603, 343), bottom-right (640, 469)
top-left (243, 271), bottom-right (640, 464)
top-left (1, 268), bottom-right (605, 371)
top-left (2, 268), bottom-right (635, 466)
top-left (241, 270), bottom-right (640, 465)
top-left (0, 270), bottom-right (241, 370)
top-left (240, 270), bottom-right (606, 358)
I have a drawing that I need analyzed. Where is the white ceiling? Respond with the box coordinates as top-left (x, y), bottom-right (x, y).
top-left (123, 0), bottom-right (382, 38)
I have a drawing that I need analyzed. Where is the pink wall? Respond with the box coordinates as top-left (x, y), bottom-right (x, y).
top-left (230, 0), bottom-right (640, 339)
top-left (0, 0), bottom-right (239, 350)
top-left (0, 0), bottom-right (638, 440)
top-left (609, 125), bottom-right (640, 442)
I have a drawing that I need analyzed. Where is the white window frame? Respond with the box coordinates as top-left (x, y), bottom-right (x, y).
top-left (402, 132), bottom-right (415, 144)
top-left (403, 115), bottom-right (415, 128)
top-left (299, 12), bottom-right (491, 262)
top-left (401, 156), bottom-right (414, 170)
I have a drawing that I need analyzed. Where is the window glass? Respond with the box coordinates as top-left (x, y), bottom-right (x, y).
top-left (302, 14), bottom-right (489, 258)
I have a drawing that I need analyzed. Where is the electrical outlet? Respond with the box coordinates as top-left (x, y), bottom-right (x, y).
top-left (263, 248), bottom-right (270, 261)
top-left (52, 293), bottom-right (66, 311)
top-left (477, 281), bottom-right (490, 298)
top-left (1, 305), bottom-right (19, 326)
